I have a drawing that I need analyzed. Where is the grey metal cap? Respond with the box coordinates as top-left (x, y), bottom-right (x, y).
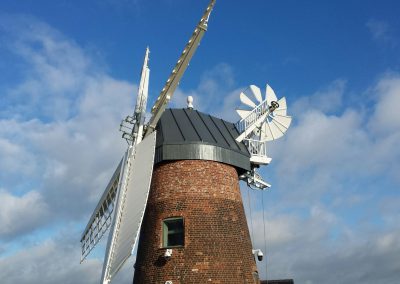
top-left (154, 108), bottom-right (251, 173)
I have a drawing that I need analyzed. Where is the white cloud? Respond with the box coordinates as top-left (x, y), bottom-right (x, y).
top-left (0, 137), bottom-right (35, 176)
top-left (292, 79), bottom-right (346, 115)
top-left (0, 189), bottom-right (49, 239)
top-left (278, 109), bottom-right (366, 173)
top-left (268, 74), bottom-right (400, 205)
top-left (0, 15), bottom-right (134, 234)
top-left (370, 74), bottom-right (400, 134)
top-left (0, 15), bottom-right (140, 282)
top-left (0, 233), bottom-right (102, 284)
top-left (244, 189), bottom-right (400, 283)
top-left (244, 74), bottom-right (400, 282)
top-left (0, 15), bottom-right (94, 121)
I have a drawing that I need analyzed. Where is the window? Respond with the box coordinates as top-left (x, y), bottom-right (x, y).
top-left (162, 217), bottom-right (184, 247)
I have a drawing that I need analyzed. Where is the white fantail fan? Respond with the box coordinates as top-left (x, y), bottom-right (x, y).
top-left (234, 83), bottom-right (292, 189)
top-left (236, 84), bottom-right (291, 141)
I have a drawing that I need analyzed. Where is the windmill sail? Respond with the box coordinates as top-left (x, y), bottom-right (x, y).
top-left (132, 47), bottom-right (150, 144)
top-left (120, 48), bottom-right (150, 144)
top-left (81, 48), bottom-right (151, 263)
top-left (101, 131), bottom-right (157, 284)
top-left (145, 0), bottom-right (216, 135)
top-left (80, 160), bottom-right (123, 262)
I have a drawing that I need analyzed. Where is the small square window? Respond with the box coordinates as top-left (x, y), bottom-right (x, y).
top-left (162, 217), bottom-right (184, 247)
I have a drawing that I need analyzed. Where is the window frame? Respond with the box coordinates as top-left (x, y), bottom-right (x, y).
top-left (162, 217), bottom-right (185, 248)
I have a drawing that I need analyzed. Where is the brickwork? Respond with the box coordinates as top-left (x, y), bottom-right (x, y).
top-left (133, 160), bottom-right (259, 284)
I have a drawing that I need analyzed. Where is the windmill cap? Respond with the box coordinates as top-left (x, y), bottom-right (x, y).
top-left (154, 108), bottom-right (251, 173)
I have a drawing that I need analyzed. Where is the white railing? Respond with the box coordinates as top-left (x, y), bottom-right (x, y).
top-left (245, 138), bottom-right (267, 157)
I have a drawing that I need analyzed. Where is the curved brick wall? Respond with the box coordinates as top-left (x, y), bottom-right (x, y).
top-left (133, 160), bottom-right (259, 283)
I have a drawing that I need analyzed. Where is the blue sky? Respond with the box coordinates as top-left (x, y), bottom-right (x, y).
top-left (0, 0), bottom-right (400, 283)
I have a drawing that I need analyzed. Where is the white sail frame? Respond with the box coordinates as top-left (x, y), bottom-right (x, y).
top-left (101, 131), bottom-right (157, 284)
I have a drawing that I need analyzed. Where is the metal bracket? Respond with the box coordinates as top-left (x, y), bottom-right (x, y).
top-left (240, 168), bottom-right (271, 190)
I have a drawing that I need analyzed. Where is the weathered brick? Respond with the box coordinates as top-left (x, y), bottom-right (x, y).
top-left (133, 160), bottom-right (259, 284)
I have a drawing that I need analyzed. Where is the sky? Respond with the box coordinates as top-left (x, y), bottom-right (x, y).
top-left (0, 0), bottom-right (400, 283)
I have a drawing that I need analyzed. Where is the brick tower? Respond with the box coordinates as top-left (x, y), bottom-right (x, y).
top-left (133, 108), bottom-right (259, 283)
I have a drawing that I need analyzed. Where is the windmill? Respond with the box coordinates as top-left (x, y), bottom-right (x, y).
top-left (80, 0), bottom-right (292, 283)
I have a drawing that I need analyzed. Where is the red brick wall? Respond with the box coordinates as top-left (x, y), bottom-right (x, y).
top-left (133, 160), bottom-right (259, 284)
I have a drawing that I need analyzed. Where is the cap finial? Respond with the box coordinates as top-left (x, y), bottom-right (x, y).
top-left (187, 96), bottom-right (194, 109)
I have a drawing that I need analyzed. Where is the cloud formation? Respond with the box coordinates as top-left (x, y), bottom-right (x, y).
top-left (245, 73), bottom-right (400, 283)
top-left (0, 14), bottom-right (134, 240)
top-left (1, 12), bottom-right (400, 284)
top-left (0, 190), bottom-right (49, 239)
top-left (0, 231), bottom-right (102, 284)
